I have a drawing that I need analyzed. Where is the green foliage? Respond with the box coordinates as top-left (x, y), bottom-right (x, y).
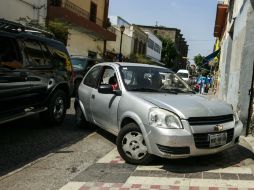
top-left (194, 54), bottom-right (205, 69)
top-left (129, 54), bottom-right (153, 64)
top-left (17, 17), bottom-right (69, 46)
top-left (48, 20), bottom-right (69, 45)
top-left (157, 35), bottom-right (178, 68)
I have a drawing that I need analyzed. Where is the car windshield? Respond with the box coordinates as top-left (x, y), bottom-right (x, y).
top-left (71, 58), bottom-right (87, 70)
top-left (177, 73), bottom-right (189, 79)
top-left (120, 66), bottom-right (192, 93)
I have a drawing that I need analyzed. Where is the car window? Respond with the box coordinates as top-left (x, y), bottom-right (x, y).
top-left (48, 46), bottom-right (72, 72)
top-left (71, 58), bottom-right (87, 70)
top-left (83, 66), bottom-right (101, 88)
top-left (99, 66), bottom-right (119, 90)
top-left (0, 36), bottom-right (21, 69)
top-left (23, 40), bottom-right (45, 67)
top-left (120, 66), bottom-right (191, 92)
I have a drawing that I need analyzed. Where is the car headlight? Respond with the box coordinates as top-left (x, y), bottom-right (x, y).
top-left (149, 108), bottom-right (183, 129)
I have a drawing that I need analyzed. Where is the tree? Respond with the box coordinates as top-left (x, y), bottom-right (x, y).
top-left (158, 36), bottom-right (178, 68)
top-left (47, 19), bottom-right (69, 46)
top-left (194, 54), bottom-right (205, 69)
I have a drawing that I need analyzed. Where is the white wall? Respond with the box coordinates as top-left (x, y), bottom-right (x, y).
top-left (107, 26), bottom-right (132, 58)
top-left (0, 0), bottom-right (47, 25)
top-left (67, 28), bottom-right (104, 58)
top-left (145, 31), bottom-right (162, 61)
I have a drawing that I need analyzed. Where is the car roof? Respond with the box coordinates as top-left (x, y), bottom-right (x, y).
top-left (177, 69), bottom-right (189, 73)
top-left (96, 62), bottom-right (171, 70)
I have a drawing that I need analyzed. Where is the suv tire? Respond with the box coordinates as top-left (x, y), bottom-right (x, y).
top-left (40, 90), bottom-right (67, 126)
top-left (116, 123), bottom-right (154, 165)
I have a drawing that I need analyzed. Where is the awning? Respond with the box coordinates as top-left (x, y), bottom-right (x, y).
top-left (204, 48), bottom-right (221, 62)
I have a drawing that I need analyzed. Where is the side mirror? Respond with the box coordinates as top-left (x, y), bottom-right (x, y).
top-left (98, 84), bottom-right (114, 94)
top-left (98, 84), bottom-right (122, 96)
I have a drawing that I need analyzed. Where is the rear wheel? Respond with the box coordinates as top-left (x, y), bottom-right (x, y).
top-left (40, 90), bottom-right (67, 126)
top-left (116, 123), bottom-right (154, 165)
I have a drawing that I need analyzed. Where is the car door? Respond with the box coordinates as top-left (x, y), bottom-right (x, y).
top-left (79, 66), bottom-right (102, 122)
top-left (22, 40), bottom-right (51, 106)
top-left (90, 66), bottom-right (121, 133)
top-left (0, 35), bottom-right (31, 115)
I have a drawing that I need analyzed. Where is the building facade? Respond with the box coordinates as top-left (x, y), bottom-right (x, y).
top-left (0, 0), bottom-right (47, 25)
top-left (214, 0), bottom-right (254, 132)
top-left (107, 16), bottom-right (147, 60)
top-left (145, 31), bottom-right (162, 62)
top-left (47, 0), bottom-right (116, 58)
top-left (137, 25), bottom-right (188, 68)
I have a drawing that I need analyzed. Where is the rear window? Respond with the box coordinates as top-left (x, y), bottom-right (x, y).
top-left (71, 58), bottom-right (87, 70)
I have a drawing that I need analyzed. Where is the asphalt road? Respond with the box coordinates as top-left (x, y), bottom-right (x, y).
top-left (0, 100), bottom-right (94, 176)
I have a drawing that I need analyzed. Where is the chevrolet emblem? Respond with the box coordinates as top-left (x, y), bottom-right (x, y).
top-left (214, 124), bottom-right (224, 132)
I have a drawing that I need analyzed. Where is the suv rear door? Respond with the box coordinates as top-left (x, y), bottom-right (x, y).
top-left (0, 35), bottom-right (31, 115)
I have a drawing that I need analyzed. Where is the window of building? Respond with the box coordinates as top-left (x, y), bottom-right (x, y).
top-left (50, 0), bottom-right (62, 6)
top-left (134, 38), bottom-right (138, 54)
top-left (148, 38), bottom-right (154, 50)
top-left (154, 43), bottom-right (160, 53)
top-left (90, 2), bottom-right (97, 23)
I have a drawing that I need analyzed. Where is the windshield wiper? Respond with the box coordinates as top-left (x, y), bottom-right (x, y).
top-left (129, 88), bottom-right (160, 92)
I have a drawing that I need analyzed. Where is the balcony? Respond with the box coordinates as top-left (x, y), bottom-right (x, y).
top-left (47, 0), bottom-right (116, 41)
top-left (214, 3), bottom-right (228, 39)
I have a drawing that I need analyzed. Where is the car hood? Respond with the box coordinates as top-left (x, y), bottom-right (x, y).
top-left (131, 92), bottom-right (233, 119)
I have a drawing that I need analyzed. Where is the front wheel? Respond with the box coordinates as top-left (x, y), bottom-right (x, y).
top-left (40, 90), bottom-right (67, 126)
top-left (116, 123), bottom-right (154, 165)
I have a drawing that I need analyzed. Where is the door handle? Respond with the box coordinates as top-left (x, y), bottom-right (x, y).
top-left (91, 94), bottom-right (95, 99)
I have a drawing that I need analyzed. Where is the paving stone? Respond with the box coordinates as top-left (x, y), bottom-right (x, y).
top-left (238, 174), bottom-right (254, 180)
top-left (131, 170), bottom-right (150, 177)
top-left (184, 172), bottom-right (202, 179)
top-left (148, 170), bottom-right (168, 177)
top-left (85, 163), bottom-right (136, 173)
top-left (203, 172), bottom-right (220, 179)
top-left (98, 172), bottom-right (131, 183)
top-left (220, 173), bottom-right (238, 180)
top-left (167, 172), bottom-right (185, 178)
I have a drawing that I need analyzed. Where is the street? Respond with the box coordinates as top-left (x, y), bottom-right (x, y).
top-left (0, 101), bottom-right (254, 190)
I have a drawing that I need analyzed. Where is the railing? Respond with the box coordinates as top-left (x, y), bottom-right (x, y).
top-left (63, 0), bottom-right (104, 26)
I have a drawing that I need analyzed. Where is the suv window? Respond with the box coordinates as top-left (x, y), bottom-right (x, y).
top-left (83, 66), bottom-right (101, 88)
top-left (24, 40), bottom-right (45, 67)
top-left (0, 36), bottom-right (21, 69)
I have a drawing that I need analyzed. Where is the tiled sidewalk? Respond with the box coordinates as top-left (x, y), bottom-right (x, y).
top-left (59, 146), bottom-right (254, 190)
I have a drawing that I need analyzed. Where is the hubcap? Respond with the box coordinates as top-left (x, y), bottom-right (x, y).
top-left (122, 131), bottom-right (148, 160)
top-left (53, 97), bottom-right (64, 119)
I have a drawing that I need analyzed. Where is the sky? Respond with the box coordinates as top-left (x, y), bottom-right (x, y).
top-left (109, 0), bottom-right (218, 63)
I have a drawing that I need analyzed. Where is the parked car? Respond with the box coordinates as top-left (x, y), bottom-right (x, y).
top-left (70, 56), bottom-right (101, 96)
top-left (177, 69), bottom-right (190, 83)
top-left (75, 62), bottom-right (242, 164)
top-left (0, 19), bottom-right (74, 125)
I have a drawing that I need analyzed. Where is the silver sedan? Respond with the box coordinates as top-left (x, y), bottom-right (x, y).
top-left (75, 62), bottom-right (243, 164)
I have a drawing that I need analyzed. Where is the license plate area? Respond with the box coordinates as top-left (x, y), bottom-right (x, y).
top-left (208, 133), bottom-right (227, 148)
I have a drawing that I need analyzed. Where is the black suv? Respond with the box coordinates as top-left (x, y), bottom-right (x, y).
top-left (0, 19), bottom-right (74, 125)
top-left (70, 56), bottom-right (101, 96)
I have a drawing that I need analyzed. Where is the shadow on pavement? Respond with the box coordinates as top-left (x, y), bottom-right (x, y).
top-left (0, 113), bottom-right (94, 177)
top-left (156, 145), bottom-right (254, 173)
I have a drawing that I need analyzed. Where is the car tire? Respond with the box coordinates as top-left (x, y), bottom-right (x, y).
top-left (116, 123), bottom-right (154, 165)
top-left (40, 90), bottom-right (67, 126)
top-left (75, 103), bottom-right (88, 128)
